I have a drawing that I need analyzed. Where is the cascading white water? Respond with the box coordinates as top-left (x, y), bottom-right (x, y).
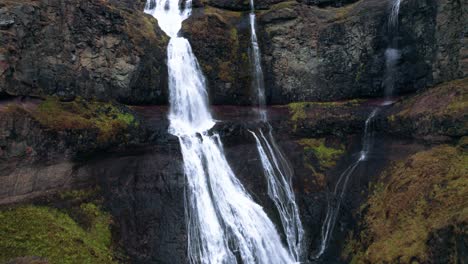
top-left (383, 0), bottom-right (401, 98)
top-left (250, 129), bottom-right (304, 260)
top-left (248, 0), bottom-right (304, 261)
top-left (389, 0), bottom-right (401, 30)
top-left (145, 0), bottom-right (295, 263)
top-left (314, 109), bottom-right (379, 259)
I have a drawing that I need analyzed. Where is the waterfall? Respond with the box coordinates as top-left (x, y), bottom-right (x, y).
top-left (249, 0), bottom-right (267, 121)
top-left (248, 0), bottom-right (304, 261)
top-left (389, 0), bottom-right (401, 30)
top-left (250, 128), bottom-right (304, 260)
top-left (383, 0), bottom-right (401, 99)
top-left (314, 109), bottom-right (379, 259)
top-left (145, 0), bottom-right (295, 263)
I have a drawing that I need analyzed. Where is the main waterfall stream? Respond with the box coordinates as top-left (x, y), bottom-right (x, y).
top-left (145, 0), bottom-right (295, 263)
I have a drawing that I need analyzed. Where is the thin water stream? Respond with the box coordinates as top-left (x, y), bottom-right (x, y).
top-left (314, 0), bottom-right (401, 258)
top-left (248, 1), bottom-right (304, 261)
top-left (313, 109), bottom-right (379, 259)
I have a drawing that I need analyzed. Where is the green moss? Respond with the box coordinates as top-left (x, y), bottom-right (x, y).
top-left (345, 145), bottom-right (468, 263)
top-left (0, 205), bottom-right (115, 264)
top-left (287, 100), bottom-right (364, 131)
top-left (33, 97), bottom-right (137, 143)
top-left (288, 102), bottom-right (308, 122)
top-left (354, 63), bottom-right (364, 83)
top-left (298, 138), bottom-right (345, 170)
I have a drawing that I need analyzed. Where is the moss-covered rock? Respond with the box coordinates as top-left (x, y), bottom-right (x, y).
top-left (0, 188), bottom-right (118, 264)
top-left (2, 97), bottom-right (141, 154)
top-left (386, 78), bottom-right (468, 141)
top-left (182, 6), bottom-right (253, 105)
top-left (295, 137), bottom-right (346, 190)
top-left (32, 97), bottom-right (138, 144)
top-left (280, 99), bottom-right (370, 137)
top-left (344, 145), bottom-right (467, 263)
top-left (298, 138), bottom-right (345, 170)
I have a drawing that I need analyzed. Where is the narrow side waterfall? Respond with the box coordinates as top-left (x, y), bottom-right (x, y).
top-left (383, 0), bottom-right (401, 98)
top-left (145, 0), bottom-right (295, 263)
top-left (389, 0), bottom-right (401, 30)
top-left (314, 109), bottom-right (379, 259)
top-left (248, 0), bottom-right (304, 261)
top-left (249, 0), bottom-right (267, 121)
top-left (250, 128), bottom-right (304, 260)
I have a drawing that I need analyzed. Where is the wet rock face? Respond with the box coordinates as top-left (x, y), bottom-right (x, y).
top-left (0, 0), bottom-right (168, 104)
top-left (259, 0), bottom-right (467, 103)
top-left (182, 7), bottom-right (254, 105)
top-left (206, 0), bottom-right (286, 11)
top-left (184, 0), bottom-right (467, 104)
top-left (430, 0), bottom-right (468, 84)
top-left (94, 146), bottom-right (187, 264)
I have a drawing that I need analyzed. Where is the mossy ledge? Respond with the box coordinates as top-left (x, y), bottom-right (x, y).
top-left (0, 188), bottom-right (119, 264)
top-left (31, 97), bottom-right (138, 144)
top-left (386, 78), bottom-right (468, 140)
top-left (344, 145), bottom-right (468, 263)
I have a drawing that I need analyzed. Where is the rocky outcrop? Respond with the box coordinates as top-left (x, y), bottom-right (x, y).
top-left (384, 78), bottom-right (467, 142)
top-left (259, 0), bottom-right (467, 103)
top-left (183, 0), bottom-right (467, 104)
top-left (0, 97), bottom-right (148, 204)
top-left (182, 7), bottom-right (254, 105)
top-left (0, 0), bottom-right (168, 104)
top-left (1, 0), bottom-right (465, 105)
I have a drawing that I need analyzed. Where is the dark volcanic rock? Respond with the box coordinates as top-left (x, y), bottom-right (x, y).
top-left (182, 7), bottom-right (254, 105)
top-left (297, 0), bottom-right (359, 7)
top-left (0, 0), bottom-right (168, 104)
top-left (95, 146), bottom-right (187, 264)
top-left (183, 0), bottom-right (467, 104)
top-left (205, 0), bottom-right (286, 11)
top-left (260, 0), bottom-right (467, 103)
top-left (0, 97), bottom-right (158, 204)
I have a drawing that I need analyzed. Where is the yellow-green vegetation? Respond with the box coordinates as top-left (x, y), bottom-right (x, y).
top-left (32, 97), bottom-right (137, 143)
top-left (0, 203), bottom-right (115, 264)
top-left (345, 145), bottom-right (468, 263)
top-left (288, 102), bottom-right (308, 122)
top-left (298, 138), bottom-right (345, 170)
top-left (288, 100), bottom-right (363, 122)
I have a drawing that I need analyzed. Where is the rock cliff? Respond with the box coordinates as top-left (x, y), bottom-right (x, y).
top-left (0, 0), bottom-right (466, 263)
